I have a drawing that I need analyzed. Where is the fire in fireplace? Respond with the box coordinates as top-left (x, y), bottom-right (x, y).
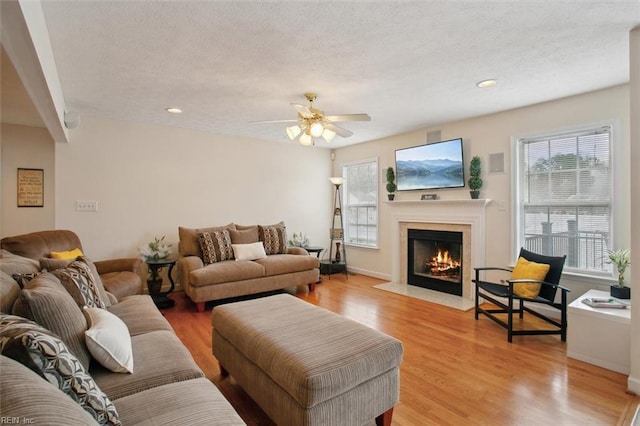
top-left (408, 229), bottom-right (463, 296)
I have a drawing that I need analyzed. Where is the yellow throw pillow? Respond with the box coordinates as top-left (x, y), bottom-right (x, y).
top-left (50, 248), bottom-right (84, 260)
top-left (511, 257), bottom-right (550, 299)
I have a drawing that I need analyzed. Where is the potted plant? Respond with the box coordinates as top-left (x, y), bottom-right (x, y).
top-left (468, 155), bottom-right (482, 199)
top-left (606, 248), bottom-right (631, 299)
top-left (386, 167), bottom-right (397, 201)
top-left (139, 236), bottom-right (172, 262)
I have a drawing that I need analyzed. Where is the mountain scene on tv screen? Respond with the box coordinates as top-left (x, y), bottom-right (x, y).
top-left (396, 158), bottom-right (464, 190)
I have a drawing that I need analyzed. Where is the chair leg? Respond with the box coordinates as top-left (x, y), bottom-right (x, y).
top-left (561, 291), bottom-right (568, 341)
top-left (519, 299), bottom-right (524, 319)
top-left (508, 294), bottom-right (514, 343)
top-left (474, 281), bottom-right (479, 320)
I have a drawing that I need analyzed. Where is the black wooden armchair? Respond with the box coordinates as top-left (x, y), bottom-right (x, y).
top-left (473, 248), bottom-right (569, 343)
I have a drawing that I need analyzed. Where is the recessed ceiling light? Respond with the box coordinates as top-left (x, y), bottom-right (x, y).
top-left (476, 79), bottom-right (497, 88)
top-left (166, 107), bottom-right (182, 114)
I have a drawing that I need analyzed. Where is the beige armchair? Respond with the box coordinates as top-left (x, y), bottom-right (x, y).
top-left (1, 229), bottom-right (142, 300)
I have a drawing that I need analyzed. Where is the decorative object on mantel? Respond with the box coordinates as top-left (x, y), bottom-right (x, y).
top-left (468, 156), bottom-right (483, 199)
top-left (288, 232), bottom-right (310, 248)
top-left (386, 167), bottom-right (397, 200)
top-left (421, 194), bottom-right (438, 200)
top-left (139, 236), bottom-right (172, 262)
top-left (606, 248), bottom-right (631, 299)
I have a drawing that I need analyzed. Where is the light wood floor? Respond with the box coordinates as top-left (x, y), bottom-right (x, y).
top-left (161, 273), bottom-right (639, 425)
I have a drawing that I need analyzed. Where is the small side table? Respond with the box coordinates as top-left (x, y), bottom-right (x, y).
top-left (145, 258), bottom-right (176, 309)
top-left (305, 246), bottom-right (324, 258)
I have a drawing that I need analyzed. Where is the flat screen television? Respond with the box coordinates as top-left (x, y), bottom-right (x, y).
top-left (395, 137), bottom-right (465, 191)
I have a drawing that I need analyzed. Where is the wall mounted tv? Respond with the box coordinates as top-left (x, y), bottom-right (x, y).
top-left (395, 138), bottom-right (465, 191)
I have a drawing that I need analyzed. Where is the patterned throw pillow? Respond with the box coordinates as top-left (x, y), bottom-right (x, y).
top-left (259, 225), bottom-right (288, 255)
top-left (53, 258), bottom-right (107, 308)
top-left (0, 314), bottom-right (121, 425)
top-left (11, 272), bottom-right (41, 289)
top-left (199, 230), bottom-right (234, 264)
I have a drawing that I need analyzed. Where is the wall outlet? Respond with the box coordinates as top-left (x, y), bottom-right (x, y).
top-left (76, 200), bottom-right (98, 211)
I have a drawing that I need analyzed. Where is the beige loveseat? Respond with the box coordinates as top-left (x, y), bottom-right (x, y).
top-left (0, 250), bottom-right (245, 425)
top-left (177, 223), bottom-right (320, 312)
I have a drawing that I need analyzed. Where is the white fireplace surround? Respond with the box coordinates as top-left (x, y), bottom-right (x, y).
top-left (389, 199), bottom-right (492, 301)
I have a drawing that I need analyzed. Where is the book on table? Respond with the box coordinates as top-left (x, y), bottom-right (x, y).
top-left (581, 297), bottom-right (629, 309)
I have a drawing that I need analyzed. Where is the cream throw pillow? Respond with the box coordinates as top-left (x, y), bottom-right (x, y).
top-left (232, 242), bottom-right (267, 261)
top-left (84, 307), bottom-right (133, 374)
top-left (511, 257), bottom-right (551, 299)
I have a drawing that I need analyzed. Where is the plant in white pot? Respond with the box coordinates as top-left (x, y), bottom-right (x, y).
top-left (468, 156), bottom-right (482, 199)
top-left (386, 167), bottom-right (397, 201)
top-left (606, 248), bottom-right (631, 299)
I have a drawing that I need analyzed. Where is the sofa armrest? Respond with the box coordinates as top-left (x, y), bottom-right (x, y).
top-left (287, 247), bottom-right (309, 256)
top-left (177, 256), bottom-right (204, 289)
top-left (94, 258), bottom-right (142, 275)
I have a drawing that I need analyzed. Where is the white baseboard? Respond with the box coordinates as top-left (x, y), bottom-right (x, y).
top-left (345, 266), bottom-right (390, 281)
top-left (628, 375), bottom-right (640, 396)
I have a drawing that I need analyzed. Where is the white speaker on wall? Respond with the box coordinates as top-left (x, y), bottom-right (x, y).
top-left (489, 152), bottom-right (505, 173)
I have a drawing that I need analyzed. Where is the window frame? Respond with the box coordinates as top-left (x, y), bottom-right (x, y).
top-left (512, 122), bottom-right (618, 281)
top-left (342, 157), bottom-right (379, 249)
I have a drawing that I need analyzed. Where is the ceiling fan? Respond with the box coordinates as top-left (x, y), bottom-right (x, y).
top-left (253, 93), bottom-right (371, 146)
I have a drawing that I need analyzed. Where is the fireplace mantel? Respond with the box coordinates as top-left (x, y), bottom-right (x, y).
top-left (388, 198), bottom-right (492, 301)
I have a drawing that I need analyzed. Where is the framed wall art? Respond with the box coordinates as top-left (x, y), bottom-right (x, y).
top-left (17, 168), bottom-right (44, 207)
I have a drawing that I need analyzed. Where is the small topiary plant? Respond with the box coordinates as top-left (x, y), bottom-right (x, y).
top-left (386, 167), bottom-right (397, 200)
top-left (468, 156), bottom-right (482, 198)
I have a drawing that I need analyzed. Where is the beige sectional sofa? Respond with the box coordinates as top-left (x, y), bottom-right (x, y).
top-left (0, 249), bottom-right (245, 425)
top-left (177, 222), bottom-right (320, 312)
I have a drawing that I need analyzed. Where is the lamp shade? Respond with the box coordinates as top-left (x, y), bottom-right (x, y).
top-left (310, 122), bottom-right (324, 138)
top-left (299, 133), bottom-right (313, 146)
top-left (329, 177), bottom-right (344, 186)
top-left (322, 128), bottom-right (336, 143)
top-left (286, 125), bottom-right (302, 140)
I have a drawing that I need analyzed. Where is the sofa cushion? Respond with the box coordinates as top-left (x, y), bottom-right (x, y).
top-left (254, 254), bottom-right (320, 276)
top-left (0, 355), bottom-right (101, 425)
top-left (259, 225), bottom-right (288, 255)
top-left (0, 271), bottom-right (20, 314)
top-left (91, 330), bottom-right (204, 400)
top-left (190, 260), bottom-right (265, 287)
top-left (84, 307), bottom-right (134, 374)
top-left (10, 271), bottom-right (41, 289)
top-left (107, 295), bottom-right (174, 336)
top-left (40, 256), bottom-right (73, 271)
top-left (0, 315), bottom-right (121, 425)
top-left (99, 271), bottom-right (141, 302)
top-left (0, 249), bottom-right (40, 276)
top-left (229, 226), bottom-right (259, 244)
top-left (199, 230), bottom-right (234, 264)
top-left (178, 224), bottom-right (236, 258)
top-left (12, 272), bottom-right (91, 369)
top-left (53, 257), bottom-right (109, 308)
top-left (112, 377), bottom-right (245, 425)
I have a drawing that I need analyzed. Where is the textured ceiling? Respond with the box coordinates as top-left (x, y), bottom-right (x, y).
top-left (33, 1), bottom-right (640, 148)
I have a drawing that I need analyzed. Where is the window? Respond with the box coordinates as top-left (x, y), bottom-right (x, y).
top-left (515, 125), bottom-right (613, 277)
top-left (343, 158), bottom-right (378, 248)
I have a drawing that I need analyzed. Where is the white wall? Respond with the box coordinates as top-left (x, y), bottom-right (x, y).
top-left (1, 123), bottom-right (55, 236)
top-left (54, 116), bottom-right (332, 260)
top-left (334, 85), bottom-right (631, 299)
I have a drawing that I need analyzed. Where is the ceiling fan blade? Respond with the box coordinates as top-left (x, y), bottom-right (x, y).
top-left (292, 103), bottom-right (314, 118)
top-left (325, 123), bottom-right (353, 138)
top-left (249, 119), bottom-right (299, 124)
top-left (324, 113), bottom-right (371, 122)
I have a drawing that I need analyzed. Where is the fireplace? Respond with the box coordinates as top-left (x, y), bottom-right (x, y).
top-left (408, 229), bottom-right (463, 296)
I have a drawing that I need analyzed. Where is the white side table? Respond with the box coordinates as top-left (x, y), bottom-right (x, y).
top-left (567, 289), bottom-right (630, 374)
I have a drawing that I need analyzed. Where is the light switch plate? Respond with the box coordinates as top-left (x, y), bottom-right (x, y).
top-left (76, 200), bottom-right (98, 211)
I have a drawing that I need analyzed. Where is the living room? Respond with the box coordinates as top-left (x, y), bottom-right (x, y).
top-left (2, 1), bottom-right (640, 424)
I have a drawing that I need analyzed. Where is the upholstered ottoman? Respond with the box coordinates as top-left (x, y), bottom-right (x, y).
top-left (212, 294), bottom-right (403, 426)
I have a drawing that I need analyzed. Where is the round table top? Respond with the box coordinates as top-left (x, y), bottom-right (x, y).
top-left (304, 246), bottom-right (324, 252)
top-left (145, 258), bottom-right (177, 266)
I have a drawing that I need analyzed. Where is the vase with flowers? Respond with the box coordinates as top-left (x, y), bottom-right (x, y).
top-left (606, 248), bottom-right (631, 299)
top-left (139, 236), bottom-right (172, 262)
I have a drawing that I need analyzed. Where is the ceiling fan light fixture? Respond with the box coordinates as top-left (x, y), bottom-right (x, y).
top-left (299, 132), bottom-right (313, 146)
top-left (310, 121), bottom-right (324, 138)
top-left (322, 128), bottom-right (336, 143)
top-left (286, 125), bottom-right (301, 140)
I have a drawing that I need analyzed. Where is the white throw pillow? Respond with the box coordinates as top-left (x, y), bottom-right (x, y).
top-left (232, 242), bottom-right (267, 261)
top-left (83, 307), bottom-right (133, 373)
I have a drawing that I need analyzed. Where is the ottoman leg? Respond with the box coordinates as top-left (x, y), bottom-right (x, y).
top-left (196, 302), bottom-right (205, 312)
top-left (308, 282), bottom-right (316, 292)
top-left (375, 407), bottom-right (394, 426)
